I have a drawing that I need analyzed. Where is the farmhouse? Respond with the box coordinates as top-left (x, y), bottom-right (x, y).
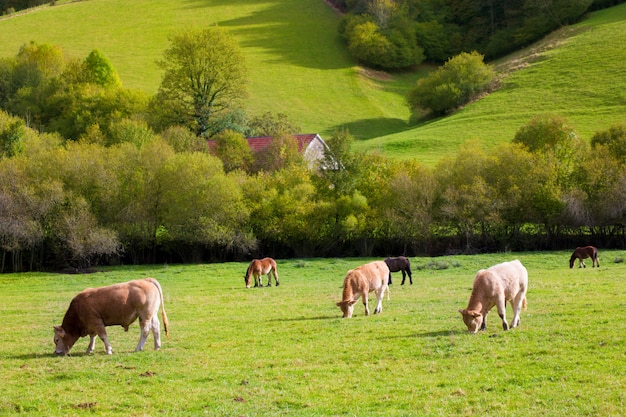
top-left (245, 133), bottom-right (334, 169)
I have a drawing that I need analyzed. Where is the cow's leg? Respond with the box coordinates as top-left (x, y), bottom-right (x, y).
top-left (151, 316), bottom-right (162, 350)
top-left (510, 294), bottom-right (524, 328)
top-left (363, 293), bottom-right (370, 316)
top-left (273, 269), bottom-right (280, 286)
top-left (266, 273), bottom-right (272, 287)
top-left (135, 317), bottom-right (152, 352)
top-left (86, 335), bottom-right (97, 354)
top-left (388, 272), bottom-right (393, 285)
top-left (407, 268), bottom-right (413, 285)
top-left (480, 314), bottom-right (487, 331)
top-left (580, 259), bottom-right (585, 268)
top-left (96, 327), bottom-right (113, 355)
top-left (496, 297), bottom-right (509, 330)
top-left (400, 270), bottom-right (406, 285)
top-left (374, 288), bottom-right (385, 314)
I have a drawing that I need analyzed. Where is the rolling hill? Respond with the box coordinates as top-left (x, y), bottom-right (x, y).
top-left (0, 0), bottom-right (624, 166)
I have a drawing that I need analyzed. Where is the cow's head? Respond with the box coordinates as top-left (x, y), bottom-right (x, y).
top-left (336, 300), bottom-right (358, 318)
top-left (459, 309), bottom-right (483, 333)
top-left (53, 326), bottom-right (77, 356)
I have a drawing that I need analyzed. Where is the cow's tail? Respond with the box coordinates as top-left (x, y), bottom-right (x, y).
top-left (522, 296), bottom-right (528, 310)
top-left (150, 278), bottom-right (169, 338)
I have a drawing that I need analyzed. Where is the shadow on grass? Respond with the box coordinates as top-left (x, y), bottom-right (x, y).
top-left (7, 352), bottom-right (60, 360)
top-left (334, 117), bottom-right (411, 141)
top-left (384, 329), bottom-right (465, 339)
top-left (182, 0), bottom-right (350, 70)
top-left (269, 315), bottom-right (338, 322)
top-left (7, 351), bottom-right (103, 360)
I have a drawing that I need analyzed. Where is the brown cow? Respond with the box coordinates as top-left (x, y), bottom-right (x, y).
top-left (53, 278), bottom-right (169, 355)
top-left (336, 260), bottom-right (390, 318)
top-left (459, 260), bottom-right (528, 333)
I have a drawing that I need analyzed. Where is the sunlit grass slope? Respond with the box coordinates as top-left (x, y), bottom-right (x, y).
top-left (0, 0), bottom-right (415, 139)
top-left (355, 4), bottom-right (626, 165)
top-left (1, 1), bottom-right (625, 165)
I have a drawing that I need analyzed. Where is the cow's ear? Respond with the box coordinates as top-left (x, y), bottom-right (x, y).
top-left (470, 311), bottom-right (481, 318)
top-left (348, 300), bottom-right (358, 306)
top-left (53, 326), bottom-right (65, 337)
top-left (336, 302), bottom-right (343, 307)
top-left (458, 309), bottom-right (466, 315)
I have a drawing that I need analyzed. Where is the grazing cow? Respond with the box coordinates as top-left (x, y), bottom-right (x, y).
top-left (53, 278), bottom-right (169, 355)
top-left (459, 260), bottom-right (528, 333)
top-left (336, 260), bottom-right (390, 318)
top-left (244, 257), bottom-right (279, 288)
top-left (569, 246), bottom-right (600, 268)
top-left (384, 256), bottom-right (413, 285)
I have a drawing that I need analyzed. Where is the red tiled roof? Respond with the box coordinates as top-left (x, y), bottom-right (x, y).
top-left (207, 134), bottom-right (320, 154)
top-left (245, 134), bottom-right (318, 153)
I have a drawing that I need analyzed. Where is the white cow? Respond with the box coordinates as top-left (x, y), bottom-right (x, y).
top-left (459, 260), bottom-right (528, 333)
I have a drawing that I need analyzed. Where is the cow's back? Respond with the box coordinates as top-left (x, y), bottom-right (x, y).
top-left (356, 260), bottom-right (390, 290)
top-left (482, 260), bottom-right (527, 299)
top-left (69, 279), bottom-right (160, 331)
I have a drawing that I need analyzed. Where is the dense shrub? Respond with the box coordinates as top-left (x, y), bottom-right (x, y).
top-left (341, 13), bottom-right (424, 69)
top-left (407, 51), bottom-right (495, 115)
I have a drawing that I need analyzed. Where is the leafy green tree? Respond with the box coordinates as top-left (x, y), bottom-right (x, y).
top-left (512, 114), bottom-right (586, 188)
top-left (151, 28), bottom-right (248, 138)
top-left (433, 141), bottom-right (498, 251)
top-left (590, 123), bottom-right (626, 163)
top-left (53, 194), bottom-right (121, 269)
top-left (341, 12), bottom-right (424, 69)
top-left (44, 82), bottom-right (148, 141)
top-left (381, 160), bottom-right (436, 253)
top-left (83, 49), bottom-right (122, 87)
top-left (0, 118), bottom-right (25, 157)
top-left (212, 129), bottom-right (253, 173)
top-left (0, 158), bottom-right (44, 271)
top-left (566, 147), bottom-right (626, 231)
top-left (243, 166), bottom-right (324, 257)
top-left (156, 152), bottom-right (253, 261)
top-left (111, 139), bottom-right (175, 263)
top-left (248, 112), bottom-right (299, 137)
top-left (314, 128), bottom-right (359, 198)
top-left (160, 125), bottom-right (207, 153)
top-left (107, 118), bottom-right (155, 147)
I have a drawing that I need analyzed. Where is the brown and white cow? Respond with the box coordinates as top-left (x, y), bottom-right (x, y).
top-left (336, 260), bottom-right (390, 318)
top-left (459, 260), bottom-right (528, 333)
top-left (53, 278), bottom-right (169, 355)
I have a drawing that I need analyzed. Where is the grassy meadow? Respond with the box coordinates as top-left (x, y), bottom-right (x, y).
top-left (1, 2), bottom-right (625, 165)
top-left (2, 252), bottom-right (626, 416)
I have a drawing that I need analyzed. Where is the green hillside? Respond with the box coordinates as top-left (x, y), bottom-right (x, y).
top-left (0, 1), bottom-right (625, 166)
top-left (361, 4), bottom-right (626, 165)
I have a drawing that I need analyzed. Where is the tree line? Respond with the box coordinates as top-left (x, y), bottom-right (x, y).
top-left (0, 31), bottom-right (624, 272)
top-left (1, 105), bottom-right (625, 272)
top-left (336, 0), bottom-right (625, 69)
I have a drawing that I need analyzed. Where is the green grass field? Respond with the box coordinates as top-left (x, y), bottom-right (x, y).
top-left (1, 2), bottom-right (625, 165)
top-left (2, 252), bottom-right (625, 416)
